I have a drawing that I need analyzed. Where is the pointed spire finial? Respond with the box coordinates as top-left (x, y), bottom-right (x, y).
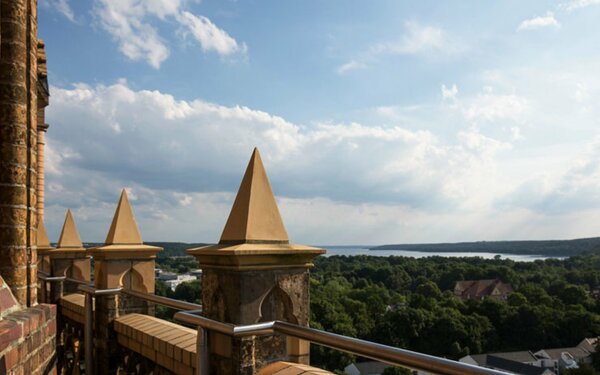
top-left (37, 219), bottom-right (51, 248)
top-left (219, 148), bottom-right (289, 244)
top-left (105, 189), bottom-right (143, 245)
top-left (57, 209), bottom-right (83, 248)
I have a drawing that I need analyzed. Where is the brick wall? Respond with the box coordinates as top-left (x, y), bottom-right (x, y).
top-left (0, 0), bottom-right (39, 306)
top-left (0, 276), bottom-right (57, 375)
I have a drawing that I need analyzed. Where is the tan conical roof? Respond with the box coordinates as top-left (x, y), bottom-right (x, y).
top-left (37, 220), bottom-right (51, 248)
top-left (90, 190), bottom-right (161, 260)
top-left (220, 148), bottom-right (289, 244)
top-left (105, 189), bottom-right (143, 245)
top-left (57, 210), bottom-right (83, 248)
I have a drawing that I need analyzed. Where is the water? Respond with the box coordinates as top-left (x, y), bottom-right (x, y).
top-left (319, 246), bottom-right (565, 262)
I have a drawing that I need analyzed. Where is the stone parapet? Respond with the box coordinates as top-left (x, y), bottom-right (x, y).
top-left (59, 293), bottom-right (88, 325)
top-left (114, 313), bottom-right (197, 375)
top-left (256, 361), bottom-right (333, 375)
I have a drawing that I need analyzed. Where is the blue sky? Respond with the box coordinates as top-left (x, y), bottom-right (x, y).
top-left (39, 0), bottom-right (600, 245)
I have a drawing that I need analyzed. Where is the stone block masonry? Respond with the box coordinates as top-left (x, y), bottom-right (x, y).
top-left (0, 276), bottom-right (57, 374)
top-left (0, 0), bottom-right (40, 306)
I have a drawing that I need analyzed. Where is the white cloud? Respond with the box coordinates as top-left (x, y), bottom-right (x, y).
top-left (124, 187), bottom-right (138, 200)
top-left (45, 0), bottom-right (76, 22)
top-left (504, 138), bottom-right (600, 215)
top-left (518, 12), bottom-right (560, 31)
top-left (441, 84), bottom-right (458, 101)
top-left (94, 0), bottom-right (245, 68)
top-left (371, 21), bottom-right (447, 55)
top-left (562, 0), bottom-right (600, 11)
top-left (177, 11), bottom-right (247, 56)
top-left (43, 55), bottom-right (600, 244)
top-left (337, 21), bottom-right (463, 74)
top-left (44, 81), bottom-right (511, 242)
top-left (510, 126), bottom-right (524, 141)
top-left (462, 91), bottom-right (528, 123)
top-left (336, 60), bottom-right (367, 75)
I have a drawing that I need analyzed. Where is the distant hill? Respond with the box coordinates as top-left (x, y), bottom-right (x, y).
top-left (370, 237), bottom-right (600, 256)
top-left (147, 242), bottom-right (209, 258)
top-left (79, 242), bottom-right (210, 258)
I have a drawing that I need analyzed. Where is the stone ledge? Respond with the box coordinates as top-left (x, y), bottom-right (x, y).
top-left (256, 361), bottom-right (334, 375)
top-left (114, 313), bottom-right (197, 375)
top-left (59, 293), bottom-right (90, 325)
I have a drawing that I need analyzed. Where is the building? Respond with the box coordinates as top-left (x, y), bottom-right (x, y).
top-left (454, 279), bottom-right (514, 300)
top-left (460, 338), bottom-right (599, 374)
top-left (163, 273), bottom-right (197, 291)
top-left (345, 361), bottom-right (390, 375)
top-left (461, 351), bottom-right (555, 374)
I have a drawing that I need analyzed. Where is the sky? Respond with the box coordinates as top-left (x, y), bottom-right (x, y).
top-left (39, 0), bottom-right (600, 245)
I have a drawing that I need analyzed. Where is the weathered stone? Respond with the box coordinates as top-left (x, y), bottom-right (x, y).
top-left (0, 143), bottom-right (28, 164)
top-left (189, 149), bottom-right (325, 374)
top-left (0, 205), bottom-right (28, 225)
top-left (91, 190), bottom-right (162, 375)
top-left (0, 0), bottom-right (46, 308)
top-left (0, 163), bottom-right (27, 184)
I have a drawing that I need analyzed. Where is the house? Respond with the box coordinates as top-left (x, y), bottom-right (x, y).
top-left (534, 345), bottom-right (596, 368)
top-left (577, 337), bottom-right (598, 353)
top-left (344, 361), bottom-right (390, 375)
top-left (460, 338), bottom-right (599, 374)
top-left (454, 279), bottom-right (514, 300)
top-left (460, 351), bottom-right (555, 375)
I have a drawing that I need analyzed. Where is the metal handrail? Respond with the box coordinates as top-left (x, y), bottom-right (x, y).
top-left (73, 286), bottom-right (509, 375)
top-left (174, 310), bottom-right (510, 375)
top-left (37, 271), bottom-right (92, 303)
top-left (37, 273), bottom-right (66, 303)
top-left (122, 288), bottom-right (202, 311)
top-left (37, 274), bottom-right (66, 282)
top-left (65, 277), bottom-right (93, 286)
top-left (78, 284), bottom-right (122, 375)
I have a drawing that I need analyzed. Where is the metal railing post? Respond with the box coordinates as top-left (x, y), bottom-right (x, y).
top-left (85, 292), bottom-right (93, 375)
top-left (40, 279), bottom-right (46, 303)
top-left (196, 326), bottom-right (208, 375)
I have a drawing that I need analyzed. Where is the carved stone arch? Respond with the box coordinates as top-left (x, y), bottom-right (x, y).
top-left (70, 262), bottom-right (86, 281)
top-left (58, 264), bottom-right (71, 277)
top-left (258, 285), bottom-right (298, 324)
top-left (120, 268), bottom-right (146, 292)
top-left (51, 260), bottom-right (71, 278)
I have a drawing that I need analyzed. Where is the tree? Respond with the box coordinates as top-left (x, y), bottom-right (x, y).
top-left (416, 281), bottom-right (442, 299)
top-left (592, 339), bottom-right (600, 371)
top-left (564, 364), bottom-right (600, 375)
top-left (155, 280), bottom-right (171, 297)
top-left (560, 284), bottom-right (589, 305)
top-left (171, 279), bottom-right (201, 304)
top-left (382, 366), bottom-right (412, 375)
top-left (508, 292), bottom-right (527, 307)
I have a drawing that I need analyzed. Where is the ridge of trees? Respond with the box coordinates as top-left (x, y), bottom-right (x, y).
top-left (371, 238), bottom-right (600, 256)
top-left (310, 254), bottom-right (600, 372)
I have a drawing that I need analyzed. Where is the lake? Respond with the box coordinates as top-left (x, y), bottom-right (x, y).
top-left (319, 246), bottom-right (564, 262)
